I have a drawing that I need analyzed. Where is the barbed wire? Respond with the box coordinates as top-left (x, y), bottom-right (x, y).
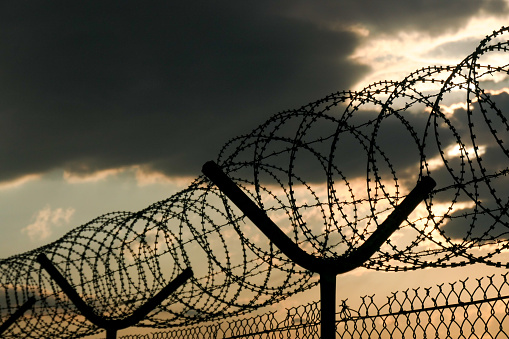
top-left (2, 26), bottom-right (509, 338)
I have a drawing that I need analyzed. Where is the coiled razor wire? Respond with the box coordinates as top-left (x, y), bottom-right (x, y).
top-left (3, 26), bottom-right (509, 338)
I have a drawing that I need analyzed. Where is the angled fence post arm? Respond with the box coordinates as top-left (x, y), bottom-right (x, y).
top-left (116, 267), bottom-right (193, 328)
top-left (332, 175), bottom-right (436, 274)
top-left (202, 161), bottom-right (320, 272)
top-left (320, 272), bottom-right (337, 339)
top-left (37, 253), bottom-right (193, 338)
top-left (36, 253), bottom-right (106, 328)
top-left (0, 296), bottom-right (36, 335)
top-left (202, 160), bottom-right (436, 339)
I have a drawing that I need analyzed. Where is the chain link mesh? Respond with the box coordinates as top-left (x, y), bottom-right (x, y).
top-left (121, 273), bottom-right (509, 338)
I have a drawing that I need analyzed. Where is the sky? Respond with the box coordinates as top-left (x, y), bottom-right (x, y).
top-left (2, 0), bottom-right (509, 336)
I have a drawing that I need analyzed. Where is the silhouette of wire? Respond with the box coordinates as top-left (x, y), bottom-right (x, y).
top-left (2, 26), bottom-right (509, 338)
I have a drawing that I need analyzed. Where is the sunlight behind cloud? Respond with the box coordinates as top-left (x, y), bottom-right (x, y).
top-left (350, 15), bottom-right (509, 90)
top-left (485, 87), bottom-right (509, 96)
top-left (63, 165), bottom-right (193, 188)
top-left (425, 102), bottom-right (474, 116)
top-left (446, 144), bottom-right (487, 158)
top-left (134, 166), bottom-right (194, 187)
top-left (63, 167), bottom-right (127, 183)
top-left (0, 174), bottom-right (41, 190)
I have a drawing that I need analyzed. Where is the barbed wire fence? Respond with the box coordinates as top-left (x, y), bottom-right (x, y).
top-left (1, 25), bottom-right (509, 337)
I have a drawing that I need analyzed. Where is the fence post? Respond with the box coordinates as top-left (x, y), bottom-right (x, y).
top-left (202, 160), bottom-right (435, 339)
top-left (36, 253), bottom-right (193, 338)
top-left (320, 272), bottom-right (336, 339)
top-left (0, 296), bottom-right (36, 335)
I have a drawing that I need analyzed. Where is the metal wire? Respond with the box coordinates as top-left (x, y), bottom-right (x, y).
top-left (121, 273), bottom-right (509, 339)
top-left (2, 26), bottom-right (509, 338)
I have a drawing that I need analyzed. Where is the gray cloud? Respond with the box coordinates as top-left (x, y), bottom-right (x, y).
top-left (0, 1), bottom-right (368, 181)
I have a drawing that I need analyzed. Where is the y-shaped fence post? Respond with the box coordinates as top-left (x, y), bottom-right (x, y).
top-left (202, 161), bottom-right (435, 339)
top-left (0, 296), bottom-right (36, 335)
top-left (36, 253), bottom-right (193, 339)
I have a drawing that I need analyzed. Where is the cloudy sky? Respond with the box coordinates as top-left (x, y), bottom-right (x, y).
top-left (2, 0), bottom-right (509, 335)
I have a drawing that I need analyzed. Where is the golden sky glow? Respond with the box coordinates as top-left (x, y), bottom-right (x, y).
top-left (350, 15), bottom-right (509, 90)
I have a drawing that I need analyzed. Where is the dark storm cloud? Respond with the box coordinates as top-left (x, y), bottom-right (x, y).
top-left (0, 1), bottom-right (368, 181)
top-left (287, 0), bottom-right (509, 36)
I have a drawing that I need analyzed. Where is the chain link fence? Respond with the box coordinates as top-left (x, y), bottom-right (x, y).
top-left (120, 273), bottom-right (509, 338)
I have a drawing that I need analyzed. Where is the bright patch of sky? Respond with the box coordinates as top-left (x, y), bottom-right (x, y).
top-left (350, 15), bottom-right (509, 90)
top-left (0, 168), bottom-right (192, 257)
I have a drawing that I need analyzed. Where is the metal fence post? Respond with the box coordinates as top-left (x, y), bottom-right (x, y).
top-left (0, 296), bottom-right (36, 335)
top-left (37, 253), bottom-right (193, 338)
top-left (320, 272), bottom-right (336, 339)
top-left (202, 160), bottom-right (435, 339)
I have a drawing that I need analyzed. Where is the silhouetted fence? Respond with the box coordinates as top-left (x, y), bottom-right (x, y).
top-left (120, 273), bottom-right (509, 338)
top-left (5, 26), bottom-right (509, 338)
